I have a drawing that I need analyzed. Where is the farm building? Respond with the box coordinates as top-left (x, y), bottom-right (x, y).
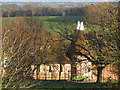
top-left (2, 50), bottom-right (118, 82)
top-left (31, 55), bottom-right (93, 81)
top-left (31, 55), bottom-right (118, 82)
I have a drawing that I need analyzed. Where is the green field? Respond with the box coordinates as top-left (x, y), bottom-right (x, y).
top-left (2, 16), bottom-right (102, 35)
top-left (2, 79), bottom-right (118, 89)
top-left (2, 16), bottom-right (86, 34)
top-left (21, 80), bottom-right (118, 89)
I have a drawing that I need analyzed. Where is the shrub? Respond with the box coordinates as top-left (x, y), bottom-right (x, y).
top-left (73, 76), bottom-right (84, 81)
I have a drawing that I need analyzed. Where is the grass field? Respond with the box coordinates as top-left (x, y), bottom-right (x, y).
top-left (25, 80), bottom-right (118, 89)
top-left (2, 79), bottom-right (118, 89)
top-left (2, 16), bottom-right (102, 35)
top-left (4, 77), bottom-right (117, 89)
top-left (2, 16), bottom-right (85, 34)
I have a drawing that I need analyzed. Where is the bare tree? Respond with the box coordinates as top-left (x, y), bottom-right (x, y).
top-left (2, 17), bottom-right (34, 88)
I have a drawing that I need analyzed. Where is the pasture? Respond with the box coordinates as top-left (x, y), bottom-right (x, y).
top-left (2, 16), bottom-right (102, 36)
top-left (2, 16), bottom-right (90, 33)
top-left (14, 78), bottom-right (118, 89)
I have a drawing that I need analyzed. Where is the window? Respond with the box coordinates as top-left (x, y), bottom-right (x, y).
top-left (49, 66), bottom-right (52, 72)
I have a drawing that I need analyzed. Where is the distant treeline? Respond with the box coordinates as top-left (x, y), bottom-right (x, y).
top-left (2, 4), bottom-right (87, 17)
top-left (2, 2), bottom-right (117, 24)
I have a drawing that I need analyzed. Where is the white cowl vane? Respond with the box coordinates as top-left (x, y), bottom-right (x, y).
top-left (80, 22), bottom-right (84, 31)
top-left (76, 21), bottom-right (81, 30)
top-left (76, 21), bottom-right (84, 31)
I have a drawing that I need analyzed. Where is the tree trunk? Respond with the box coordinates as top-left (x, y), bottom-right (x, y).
top-left (71, 63), bottom-right (73, 80)
top-left (71, 62), bottom-right (76, 80)
top-left (96, 66), bottom-right (104, 83)
top-left (59, 64), bottom-right (62, 80)
top-left (36, 64), bottom-right (40, 80)
top-left (59, 72), bottom-right (61, 80)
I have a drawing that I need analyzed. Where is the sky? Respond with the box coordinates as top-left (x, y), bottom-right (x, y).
top-left (1, 0), bottom-right (119, 2)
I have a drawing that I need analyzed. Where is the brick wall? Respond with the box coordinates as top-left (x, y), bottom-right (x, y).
top-left (32, 63), bottom-right (118, 81)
